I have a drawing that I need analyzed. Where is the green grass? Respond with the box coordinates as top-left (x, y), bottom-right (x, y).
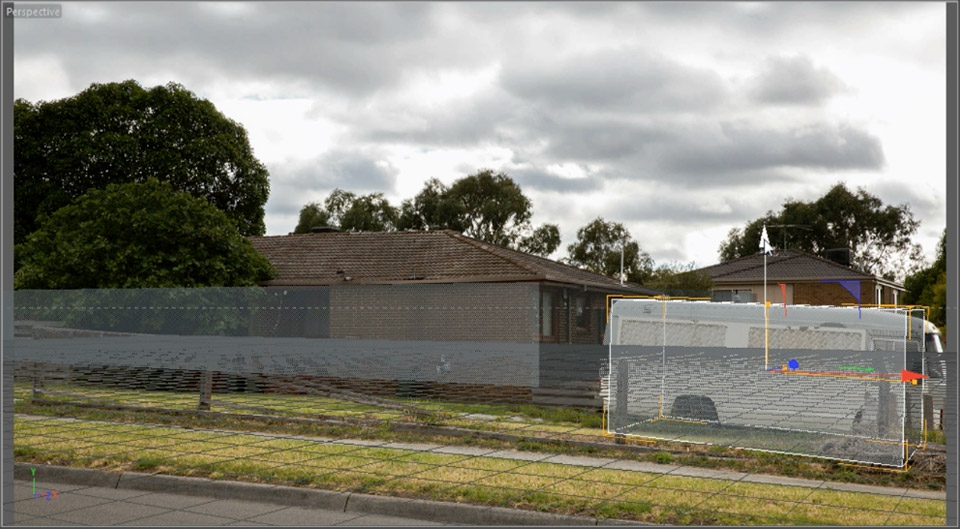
top-left (14, 395), bottom-right (946, 493)
top-left (13, 415), bottom-right (946, 526)
top-left (652, 451), bottom-right (674, 464)
top-left (925, 429), bottom-right (946, 444)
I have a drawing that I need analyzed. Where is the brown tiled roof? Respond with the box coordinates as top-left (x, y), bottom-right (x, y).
top-left (698, 250), bottom-right (901, 286)
top-left (249, 230), bottom-right (656, 293)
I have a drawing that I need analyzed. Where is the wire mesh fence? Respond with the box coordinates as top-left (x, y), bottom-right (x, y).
top-left (8, 286), bottom-right (947, 525)
top-left (606, 299), bottom-right (930, 467)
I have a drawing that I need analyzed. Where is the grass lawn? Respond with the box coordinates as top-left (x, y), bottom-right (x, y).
top-left (14, 381), bottom-right (946, 493)
top-left (13, 415), bottom-right (946, 525)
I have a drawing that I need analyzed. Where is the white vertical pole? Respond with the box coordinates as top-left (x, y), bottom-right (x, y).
top-left (620, 241), bottom-right (625, 286)
top-left (764, 250), bottom-right (768, 370)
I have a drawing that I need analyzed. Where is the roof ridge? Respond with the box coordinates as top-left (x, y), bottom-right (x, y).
top-left (791, 249), bottom-right (874, 278)
top-left (443, 230), bottom-right (646, 289)
top-left (441, 231), bottom-right (543, 277)
top-left (706, 250), bottom-right (798, 278)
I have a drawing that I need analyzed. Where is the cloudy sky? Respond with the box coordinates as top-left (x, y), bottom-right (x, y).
top-left (13, 2), bottom-right (947, 268)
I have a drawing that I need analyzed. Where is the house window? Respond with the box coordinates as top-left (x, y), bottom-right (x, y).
top-left (541, 291), bottom-right (554, 338)
top-left (575, 295), bottom-right (587, 329)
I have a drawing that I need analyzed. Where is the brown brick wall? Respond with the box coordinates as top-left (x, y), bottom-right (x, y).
top-left (790, 280), bottom-right (892, 306)
top-left (329, 283), bottom-right (540, 342)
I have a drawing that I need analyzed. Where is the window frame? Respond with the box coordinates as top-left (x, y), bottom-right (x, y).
top-left (540, 289), bottom-right (558, 342)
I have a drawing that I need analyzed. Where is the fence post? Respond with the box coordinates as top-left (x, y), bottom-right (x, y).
top-left (923, 394), bottom-right (934, 435)
top-left (198, 370), bottom-right (213, 411)
top-left (614, 358), bottom-right (629, 443)
top-left (31, 362), bottom-right (44, 399)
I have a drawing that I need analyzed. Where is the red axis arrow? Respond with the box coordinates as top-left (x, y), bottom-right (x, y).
top-left (901, 369), bottom-right (927, 383)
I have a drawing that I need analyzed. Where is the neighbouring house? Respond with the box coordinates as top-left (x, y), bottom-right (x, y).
top-left (696, 249), bottom-right (906, 307)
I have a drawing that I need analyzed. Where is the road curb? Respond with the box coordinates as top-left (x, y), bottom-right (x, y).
top-left (13, 463), bottom-right (120, 488)
top-left (346, 493), bottom-right (596, 525)
top-left (15, 464), bottom-right (635, 525)
top-left (116, 471), bottom-right (350, 511)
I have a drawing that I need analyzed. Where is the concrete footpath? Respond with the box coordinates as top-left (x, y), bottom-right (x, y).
top-left (9, 464), bottom-right (615, 526)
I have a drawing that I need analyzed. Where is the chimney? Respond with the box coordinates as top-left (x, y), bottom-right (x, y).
top-left (311, 226), bottom-right (339, 233)
top-left (825, 248), bottom-right (851, 267)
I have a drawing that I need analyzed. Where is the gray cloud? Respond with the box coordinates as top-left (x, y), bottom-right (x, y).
top-left (500, 48), bottom-right (729, 114)
top-left (12, 2), bottom-right (941, 267)
top-left (510, 168), bottom-right (605, 194)
top-left (350, 89), bottom-right (526, 148)
top-left (268, 149), bottom-right (398, 209)
top-left (605, 193), bottom-right (766, 225)
top-left (660, 122), bottom-right (885, 174)
top-left (750, 55), bottom-right (847, 105)
top-left (543, 118), bottom-right (672, 161)
top-left (14, 2), bottom-right (463, 98)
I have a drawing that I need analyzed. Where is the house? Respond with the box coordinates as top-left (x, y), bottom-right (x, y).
top-left (248, 229), bottom-right (657, 344)
top-left (696, 249), bottom-right (906, 307)
top-left (246, 229), bottom-right (655, 405)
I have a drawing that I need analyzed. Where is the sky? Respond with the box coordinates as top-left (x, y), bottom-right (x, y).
top-left (12, 1), bottom-right (948, 269)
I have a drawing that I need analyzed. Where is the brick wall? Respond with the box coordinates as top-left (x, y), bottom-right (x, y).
top-left (329, 283), bottom-right (540, 342)
top-left (791, 280), bottom-right (889, 306)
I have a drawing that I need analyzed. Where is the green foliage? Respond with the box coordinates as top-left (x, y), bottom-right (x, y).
top-left (396, 178), bottom-right (459, 231)
top-left (652, 451), bottom-right (674, 464)
top-left (717, 183), bottom-right (922, 282)
top-left (305, 170), bottom-right (560, 256)
top-left (339, 192), bottom-right (399, 232)
top-left (14, 178), bottom-right (275, 290)
top-left (294, 189), bottom-right (398, 233)
top-left (444, 169), bottom-right (532, 247)
top-left (647, 261), bottom-right (714, 296)
top-left (904, 229), bottom-right (946, 330)
top-left (517, 223), bottom-right (561, 257)
top-left (293, 202), bottom-right (331, 234)
top-left (14, 80), bottom-right (270, 242)
top-left (565, 217), bottom-right (654, 284)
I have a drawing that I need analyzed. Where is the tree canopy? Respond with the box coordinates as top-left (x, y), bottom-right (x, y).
top-left (294, 190), bottom-right (398, 233)
top-left (646, 262), bottom-right (714, 296)
top-left (565, 217), bottom-right (654, 285)
top-left (14, 80), bottom-right (270, 242)
top-left (298, 170), bottom-right (561, 257)
top-left (717, 183), bottom-right (922, 282)
top-left (15, 178), bottom-right (275, 290)
top-left (293, 202), bottom-right (332, 234)
top-left (903, 229), bottom-right (946, 331)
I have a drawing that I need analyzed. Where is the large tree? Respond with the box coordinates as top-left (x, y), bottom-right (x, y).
top-left (518, 224), bottom-right (561, 258)
top-left (15, 80), bottom-right (270, 242)
top-left (15, 178), bottom-right (275, 290)
top-left (396, 178), bottom-right (461, 232)
top-left (718, 183), bottom-right (923, 281)
top-left (903, 229), bottom-right (946, 331)
top-left (293, 189), bottom-right (398, 233)
top-left (395, 171), bottom-right (560, 256)
top-left (444, 169), bottom-right (533, 247)
top-left (566, 217), bottom-right (654, 284)
top-left (292, 202), bottom-right (332, 234)
top-left (646, 261), bottom-right (714, 296)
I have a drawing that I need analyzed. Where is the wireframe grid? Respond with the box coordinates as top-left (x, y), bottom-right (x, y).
top-left (8, 286), bottom-right (947, 525)
top-left (606, 300), bottom-right (928, 467)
